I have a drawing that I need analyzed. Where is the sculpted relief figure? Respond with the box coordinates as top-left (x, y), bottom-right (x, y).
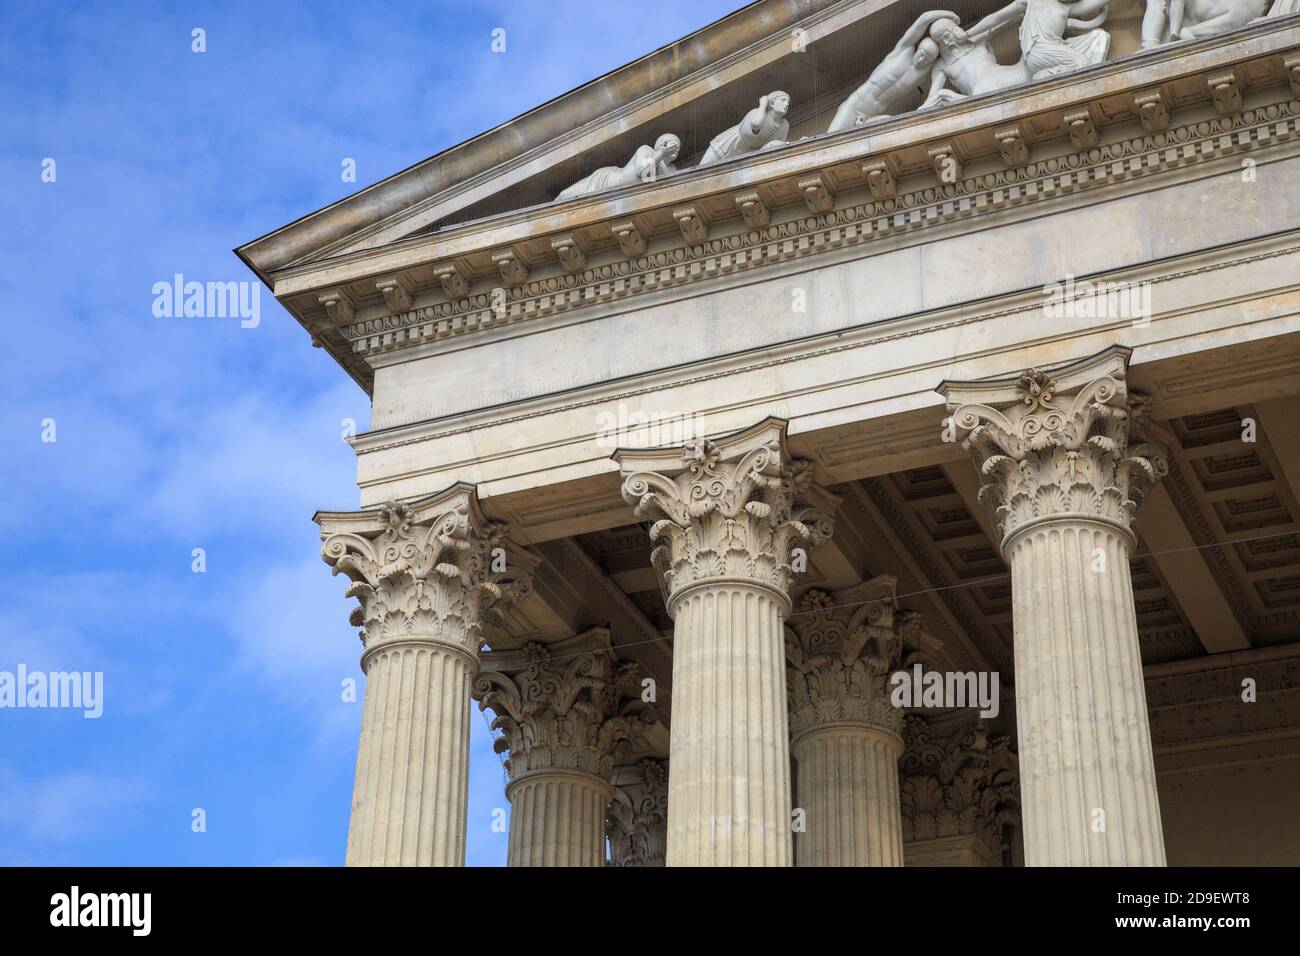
top-left (919, 14), bottom-right (1032, 108)
top-left (700, 90), bottom-right (791, 165)
top-left (980, 0), bottom-right (1112, 81)
top-left (1270, 0), bottom-right (1300, 14)
top-left (1141, 0), bottom-right (1268, 47)
top-left (556, 133), bottom-right (681, 200)
top-left (828, 11), bottom-right (959, 131)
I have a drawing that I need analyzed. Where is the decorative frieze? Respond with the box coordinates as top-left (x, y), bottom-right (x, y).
top-left (337, 99), bottom-right (1300, 358)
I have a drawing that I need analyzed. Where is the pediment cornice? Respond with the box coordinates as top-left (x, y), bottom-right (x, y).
top-left (249, 17), bottom-right (1300, 393)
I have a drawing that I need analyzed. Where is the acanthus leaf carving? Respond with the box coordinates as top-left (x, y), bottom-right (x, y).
top-left (617, 423), bottom-right (837, 608)
top-left (320, 485), bottom-right (533, 659)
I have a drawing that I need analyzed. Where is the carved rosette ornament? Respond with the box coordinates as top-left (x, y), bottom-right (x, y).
top-left (473, 630), bottom-right (656, 867)
top-left (785, 578), bottom-right (904, 740)
top-left (315, 483), bottom-right (535, 867)
top-left (900, 717), bottom-right (1022, 867)
top-left (614, 419), bottom-right (838, 866)
top-left (940, 346), bottom-right (1170, 552)
top-left (937, 348), bottom-right (1168, 866)
top-left (607, 759), bottom-right (669, 867)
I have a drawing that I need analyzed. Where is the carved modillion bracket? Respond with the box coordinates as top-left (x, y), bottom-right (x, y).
top-left (735, 191), bottom-right (771, 228)
top-left (1064, 108), bottom-right (1098, 149)
top-left (1208, 71), bottom-right (1243, 115)
top-left (375, 274), bottom-right (415, 313)
top-left (861, 158), bottom-right (897, 199)
top-left (993, 124), bottom-right (1029, 167)
top-left (316, 288), bottom-right (355, 345)
top-left (927, 143), bottom-right (962, 184)
top-left (434, 261), bottom-right (471, 299)
top-left (1133, 89), bottom-right (1171, 133)
top-left (611, 220), bottom-right (647, 257)
top-left (1285, 55), bottom-right (1300, 98)
top-left (492, 248), bottom-right (529, 286)
top-left (672, 206), bottom-right (710, 243)
top-left (798, 175), bottom-right (835, 214)
top-left (550, 234), bottom-right (589, 273)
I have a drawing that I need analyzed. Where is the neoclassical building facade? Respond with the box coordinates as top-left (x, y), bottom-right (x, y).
top-left (238, 0), bottom-right (1300, 866)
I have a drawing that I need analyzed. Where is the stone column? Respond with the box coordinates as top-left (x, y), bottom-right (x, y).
top-left (900, 717), bottom-right (1022, 866)
top-left (785, 579), bottom-right (909, 867)
top-left (616, 419), bottom-right (837, 866)
top-left (940, 346), bottom-right (1170, 866)
top-left (318, 483), bottom-right (532, 867)
top-left (607, 759), bottom-right (669, 867)
top-left (473, 629), bottom-right (655, 867)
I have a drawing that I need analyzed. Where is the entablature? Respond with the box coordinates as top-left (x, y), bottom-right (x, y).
top-left (266, 19), bottom-right (1300, 393)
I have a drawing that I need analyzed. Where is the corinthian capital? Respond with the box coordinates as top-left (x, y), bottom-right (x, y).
top-left (785, 576), bottom-right (909, 739)
top-left (900, 717), bottom-right (1021, 857)
top-left (472, 629), bottom-right (656, 787)
top-left (938, 346), bottom-right (1170, 551)
top-left (614, 418), bottom-right (838, 609)
top-left (317, 482), bottom-right (535, 660)
top-left (607, 758), bottom-right (669, 867)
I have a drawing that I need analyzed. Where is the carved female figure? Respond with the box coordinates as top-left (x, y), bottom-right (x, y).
top-left (699, 91), bottom-right (791, 166)
top-left (556, 133), bottom-right (681, 201)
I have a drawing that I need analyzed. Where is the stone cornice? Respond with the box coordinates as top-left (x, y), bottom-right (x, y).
top-left (264, 21), bottom-right (1300, 392)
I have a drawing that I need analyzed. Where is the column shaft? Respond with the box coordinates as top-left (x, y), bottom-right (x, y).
top-left (1008, 520), bottom-right (1165, 866)
top-left (506, 773), bottom-right (612, 867)
top-left (346, 640), bottom-right (474, 867)
top-left (793, 725), bottom-right (903, 867)
top-left (668, 582), bottom-right (791, 866)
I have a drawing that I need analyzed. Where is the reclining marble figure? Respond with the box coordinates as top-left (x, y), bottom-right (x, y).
top-left (556, 134), bottom-right (681, 200)
top-left (1141, 0), bottom-right (1268, 46)
top-left (828, 10), bottom-right (960, 131)
top-left (699, 91), bottom-right (791, 165)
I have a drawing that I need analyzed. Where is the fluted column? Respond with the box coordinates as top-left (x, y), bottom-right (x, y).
top-left (940, 346), bottom-right (1169, 866)
top-left (318, 483), bottom-right (533, 866)
top-left (473, 629), bottom-right (655, 867)
top-left (786, 580), bottom-right (910, 866)
top-left (617, 418), bottom-right (837, 866)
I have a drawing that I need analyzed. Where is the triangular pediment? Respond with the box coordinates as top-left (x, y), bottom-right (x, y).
top-left (241, 0), bottom-right (1128, 278)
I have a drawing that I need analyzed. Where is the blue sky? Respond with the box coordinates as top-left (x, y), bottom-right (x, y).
top-left (0, 0), bottom-right (738, 866)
